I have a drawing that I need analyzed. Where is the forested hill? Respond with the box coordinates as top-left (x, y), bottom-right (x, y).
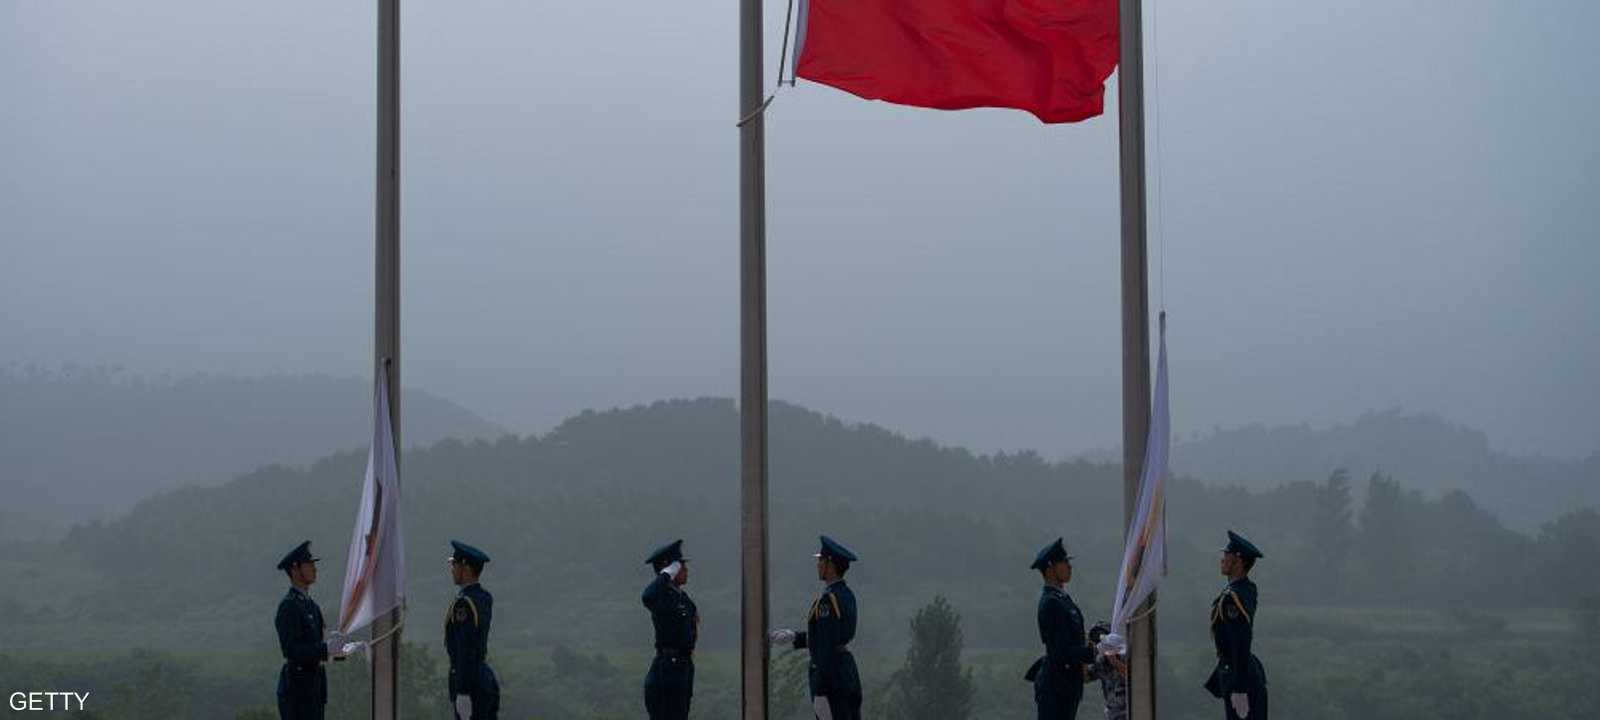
top-left (0, 366), bottom-right (504, 537)
top-left (1166, 409), bottom-right (1599, 532)
top-left (33, 398), bottom-right (1599, 658)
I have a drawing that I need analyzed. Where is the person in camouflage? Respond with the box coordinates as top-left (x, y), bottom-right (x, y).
top-left (1086, 622), bottom-right (1128, 720)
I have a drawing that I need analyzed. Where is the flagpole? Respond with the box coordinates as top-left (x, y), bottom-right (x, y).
top-left (738, 0), bottom-right (771, 714)
top-left (1117, 0), bottom-right (1157, 718)
top-left (372, 0), bottom-right (402, 716)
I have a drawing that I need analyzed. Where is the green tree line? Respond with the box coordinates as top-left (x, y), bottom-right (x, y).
top-left (2, 398), bottom-right (1596, 718)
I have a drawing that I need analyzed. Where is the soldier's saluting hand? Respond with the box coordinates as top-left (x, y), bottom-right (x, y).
top-left (642, 539), bottom-right (699, 720)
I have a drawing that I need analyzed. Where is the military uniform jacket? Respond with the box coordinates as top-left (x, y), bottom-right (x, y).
top-left (1205, 578), bottom-right (1266, 697)
top-left (791, 580), bottom-right (860, 697)
top-left (445, 583), bottom-right (497, 699)
top-left (642, 573), bottom-right (700, 656)
top-left (1033, 585), bottom-right (1094, 692)
top-left (275, 587), bottom-right (329, 701)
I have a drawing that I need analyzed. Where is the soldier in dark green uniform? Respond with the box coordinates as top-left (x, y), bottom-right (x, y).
top-left (445, 540), bottom-right (499, 720)
top-left (1204, 531), bottom-right (1268, 720)
top-left (274, 541), bottom-right (349, 720)
top-left (770, 535), bottom-right (861, 720)
top-left (641, 539), bottom-right (699, 720)
top-left (1027, 538), bottom-right (1094, 720)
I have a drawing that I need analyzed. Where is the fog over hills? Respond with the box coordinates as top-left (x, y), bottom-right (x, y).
top-left (5, 364), bottom-right (1591, 542)
top-left (5, 397), bottom-right (1584, 659)
top-left (1167, 409), bottom-right (1599, 532)
top-left (0, 366), bottom-right (504, 539)
top-left (5, 397), bottom-right (1595, 718)
top-left (1074, 409), bottom-right (1599, 532)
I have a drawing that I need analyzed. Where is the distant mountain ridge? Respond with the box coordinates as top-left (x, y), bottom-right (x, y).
top-left (4, 363), bottom-right (1591, 541)
top-left (27, 397), bottom-right (1596, 660)
top-left (0, 366), bottom-right (505, 537)
top-left (1149, 409), bottom-right (1596, 532)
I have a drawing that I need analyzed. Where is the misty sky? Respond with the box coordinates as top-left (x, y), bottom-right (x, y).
top-left (2, 0), bottom-right (1596, 459)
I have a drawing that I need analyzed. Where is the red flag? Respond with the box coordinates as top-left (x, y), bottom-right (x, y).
top-left (795, 0), bottom-right (1120, 123)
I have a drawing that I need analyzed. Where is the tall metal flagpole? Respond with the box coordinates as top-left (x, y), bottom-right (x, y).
top-left (1117, 0), bottom-right (1156, 718)
top-left (738, 0), bottom-right (771, 714)
top-left (372, 0), bottom-right (402, 716)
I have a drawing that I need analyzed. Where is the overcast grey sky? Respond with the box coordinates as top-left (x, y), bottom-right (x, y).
top-left (2, 0), bottom-right (1595, 458)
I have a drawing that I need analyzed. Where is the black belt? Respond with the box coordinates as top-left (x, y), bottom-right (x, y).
top-left (656, 648), bottom-right (694, 658)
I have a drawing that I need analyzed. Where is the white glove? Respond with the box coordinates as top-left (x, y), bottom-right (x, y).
top-left (454, 694), bottom-right (473, 719)
top-left (341, 640), bottom-right (367, 656)
top-left (1096, 632), bottom-right (1128, 656)
top-left (325, 631), bottom-right (346, 658)
top-left (812, 695), bottom-right (834, 720)
top-left (1231, 693), bottom-right (1249, 718)
top-left (769, 628), bottom-right (796, 645)
top-left (661, 561), bottom-right (683, 579)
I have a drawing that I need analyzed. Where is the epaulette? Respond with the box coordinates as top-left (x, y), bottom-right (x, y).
top-left (445, 596), bottom-right (482, 628)
top-left (1225, 589), bottom-right (1252, 624)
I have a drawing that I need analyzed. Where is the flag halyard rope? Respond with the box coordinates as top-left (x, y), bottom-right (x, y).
top-left (737, 0), bottom-right (799, 127)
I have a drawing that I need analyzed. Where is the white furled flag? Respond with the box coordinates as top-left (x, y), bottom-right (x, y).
top-left (1103, 315), bottom-right (1171, 653)
top-left (338, 363), bottom-right (406, 634)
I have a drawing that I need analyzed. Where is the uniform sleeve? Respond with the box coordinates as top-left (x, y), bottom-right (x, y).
top-left (838, 591), bottom-right (858, 647)
top-left (642, 572), bottom-right (670, 611)
top-left (1063, 605), bottom-right (1095, 666)
top-left (1042, 598), bottom-right (1093, 673)
top-left (809, 592), bottom-right (843, 694)
top-left (275, 600), bottom-right (328, 665)
top-left (1229, 587), bottom-right (1258, 692)
top-left (453, 597), bottom-right (487, 695)
top-left (1041, 602), bottom-right (1068, 672)
top-left (478, 597), bottom-right (494, 663)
